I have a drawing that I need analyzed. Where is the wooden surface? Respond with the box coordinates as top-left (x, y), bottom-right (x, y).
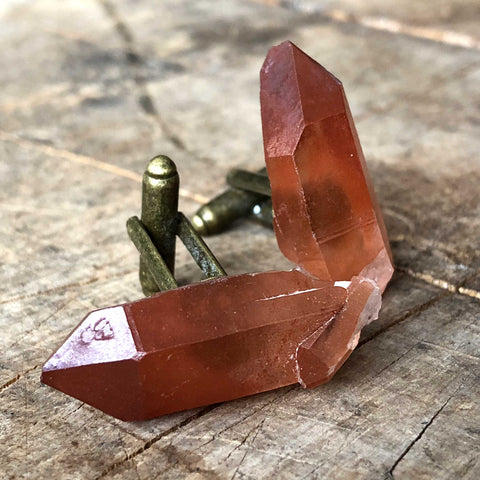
top-left (1, 0), bottom-right (479, 478)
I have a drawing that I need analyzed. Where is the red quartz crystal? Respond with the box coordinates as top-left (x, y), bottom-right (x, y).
top-left (261, 41), bottom-right (393, 292)
top-left (41, 270), bottom-right (380, 421)
top-left (41, 41), bottom-right (393, 421)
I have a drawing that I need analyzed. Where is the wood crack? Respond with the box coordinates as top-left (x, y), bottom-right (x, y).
top-left (360, 268), bottom-right (480, 348)
top-left (0, 266), bottom-right (136, 306)
top-left (0, 365), bottom-right (39, 393)
top-left (230, 418), bottom-right (266, 480)
top-left (0, 130), bottom-right (208, 205)
top-left (387, 383), bottom-right (463, 478)
top-left (371, 343), bottom-right (420, 378)
top-left (399, 267), bottom-right (480, 301)
top-left (95, 404), bottom-right (219, 479)
top-left (98, 0), bottom-right (188, 152)
top-left (191, 386), bottom-right (295, 455)
top-left (359, 290), bottom-right (451, 347)
top-left (142, 388), bottom-right (298, 478)
top-left (252, 0), bottom-right (480, 51)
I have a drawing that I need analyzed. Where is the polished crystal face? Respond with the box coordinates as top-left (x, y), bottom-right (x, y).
top-left (261, 41), bottom-right (393, 292)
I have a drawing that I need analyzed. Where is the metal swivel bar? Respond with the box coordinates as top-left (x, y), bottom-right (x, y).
top-left (127, 155), bottom-right (226, 296)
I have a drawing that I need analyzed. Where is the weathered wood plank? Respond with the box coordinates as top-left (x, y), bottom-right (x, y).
top-left (286, 0), bottom-right (480, 42)
top-left (393, 379), bottom-right (480, 479)
top-left (1, 368), bottom-right (204, 480)
top-left (361, 272), bottom-right (446, 341)
top-left (0, 0), bottom-right (479, 479)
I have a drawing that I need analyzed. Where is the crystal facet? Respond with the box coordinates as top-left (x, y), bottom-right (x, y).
top-left (261, 41), bottom-right (393, 292)
top-left (41, 270), bottom-right (380, 421)
top-left (42, 41), bottom-right (393, 421)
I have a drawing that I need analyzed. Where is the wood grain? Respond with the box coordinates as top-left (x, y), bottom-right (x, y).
top-left (1, 0), bottom-right (479, 478)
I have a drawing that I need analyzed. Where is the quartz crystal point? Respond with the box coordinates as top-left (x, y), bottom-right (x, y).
top-left (42, 41), bottom-right (393, 421)
top-left (261, 41), bottom-right (393, 291)
top-left (41, 270), bottom-right (380, 421)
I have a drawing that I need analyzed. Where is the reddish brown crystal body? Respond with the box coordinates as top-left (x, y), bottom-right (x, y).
top-left (41, 270), bottom-right (379, 421)
top-left (42, 41), bottom-right (393, 421)
top-left (261, 41), bottom-right (393, 291)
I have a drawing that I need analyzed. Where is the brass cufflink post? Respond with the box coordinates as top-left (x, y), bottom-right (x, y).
top-left (138, 156), bottom-right (179, 295)
top-left (192, 167), bottom-right (274, 235)
top-left (226, 169), bottom-right (272, 196)
top-left (128, 155), bottom-right (226, 296)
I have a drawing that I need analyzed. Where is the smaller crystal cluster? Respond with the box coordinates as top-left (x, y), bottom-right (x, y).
top-left (42, 41), bottom-right (393, 421)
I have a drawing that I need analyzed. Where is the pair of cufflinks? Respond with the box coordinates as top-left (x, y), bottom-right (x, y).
top-left (41, 41), bottom-right (393, 421)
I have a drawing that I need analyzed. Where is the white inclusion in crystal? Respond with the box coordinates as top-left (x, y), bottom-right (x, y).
top-left (359, 249), bottom-right (394, 292)
top-left (346, 281), bottom-right (382, 351)
top-left (357, 280), bottom-right (382, 329)
top-left (256, 287), bottom-right (322, 302)
top-left (334, 281), bottom-right (351, 289)
top-left (347, 331), bottom-right (362, 351)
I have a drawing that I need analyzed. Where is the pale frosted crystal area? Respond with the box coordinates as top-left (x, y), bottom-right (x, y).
top-left (43, 306), bottom-right (138, 371)
top-left (359, 249), bottom-right (394, 293)
top-left (356, 280), bottom-right (382, 331)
